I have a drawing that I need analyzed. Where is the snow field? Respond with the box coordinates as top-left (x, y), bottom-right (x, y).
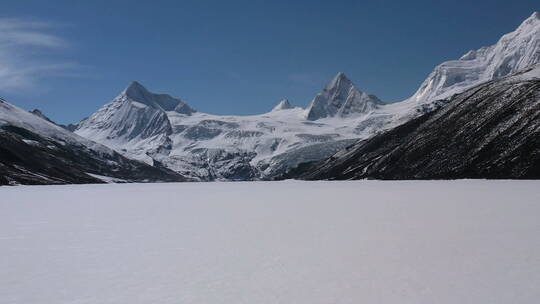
top-left (1, 180), bottom-right (539, 304)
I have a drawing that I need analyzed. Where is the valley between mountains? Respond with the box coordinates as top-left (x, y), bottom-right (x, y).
top-left (1, 12), bottom-right (540, 184)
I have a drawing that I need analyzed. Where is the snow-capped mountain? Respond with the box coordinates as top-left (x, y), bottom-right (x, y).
top-left (305, 72), bottom-right (383, 120)
top-left (272, 99), bottom-right (293, 111)
top-left (409, 11), bottom-right (540, 103)
top-left (341, 11), bottom-right (540, 140)
top-left (289, 64), bottom-right (540, 180)
top-left (76, 81), bottom-right (197, 164)
top-left (0, 98), bottom-right (186, 185)
top-left (74, 12), bottom-right (540, 181)
top-left (75, 74), bottom-right (372, 180)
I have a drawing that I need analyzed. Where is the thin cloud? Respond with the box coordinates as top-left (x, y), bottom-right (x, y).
top-left (0, 18), bottom-right (75, 92)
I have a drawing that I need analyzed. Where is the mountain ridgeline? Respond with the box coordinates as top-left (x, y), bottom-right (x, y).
top-left (0, 101), bottom-right (187, 185)
top-left (286, 65), bottom-right (540, 180)
top-left (69, 12), bottom-right (540, 182)
top-left (1, 12), bottom-right (540, 184)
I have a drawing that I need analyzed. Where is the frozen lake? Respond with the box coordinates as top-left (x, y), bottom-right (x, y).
top-left (1, 180), bottom-right (539, 303)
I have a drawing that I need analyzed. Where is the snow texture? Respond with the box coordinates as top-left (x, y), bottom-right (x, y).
top-left (409, 12), bottom-right (540, 103)
top-left (1, 180), bottom-right (539, 304)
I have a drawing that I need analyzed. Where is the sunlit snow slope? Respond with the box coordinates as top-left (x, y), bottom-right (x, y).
top-left (76, 73), bottom-right (377, 180)
top-left (0, 98), bottom-right (185, 184)
top-left (75, 12), bottom-right (540, 181)
top-left (1, 180), bottom-right (539, 304)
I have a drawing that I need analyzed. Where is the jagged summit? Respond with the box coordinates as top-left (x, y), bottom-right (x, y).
top-left (120, 81), bottom-right (195, 114)
top-left (123, 81), bottom-right (151, 102)
top-left (525, 11), bottom-right (540, 23)
top-left (409, 12), bottom-right (540, 103)
top-left (75, 81), bottom-right (185, 147)
top-left (304, 72), bottom-right (382, 120)
top-left (295, 62), bottom-right (540, 180)
top-left (328, 72), bottom-right (348, 88)
top-left (272, 99), bottom-right (293, 111)
top-left (73, 13), bottom-right (540, 182)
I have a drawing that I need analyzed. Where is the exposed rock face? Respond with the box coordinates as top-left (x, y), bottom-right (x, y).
top-left (72, 13), bottom-right (540, 181)
top-left (292, 66), bottom-right (540, 180)
top-left (75, 80), bottom-right (374, 181)
top-left (304, 72), bottom-right (382, 120)
top-left (76, 81), bottom-right (182, 143)
top-left (0, 99), bottom-right (187, 185)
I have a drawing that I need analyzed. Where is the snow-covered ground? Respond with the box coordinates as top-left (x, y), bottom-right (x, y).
top-left (1, 180), bottom-right (539, 304)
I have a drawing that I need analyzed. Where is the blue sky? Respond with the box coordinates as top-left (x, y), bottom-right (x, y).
top-left (0, 0), bottom-right (538, 123)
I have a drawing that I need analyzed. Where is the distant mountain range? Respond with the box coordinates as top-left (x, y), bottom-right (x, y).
top-left (0, 98), bottom-right (187, 185)
top-left (1, 12), bottom-right (539, 184)
top-left (284, 65), bottom-right (540, 180)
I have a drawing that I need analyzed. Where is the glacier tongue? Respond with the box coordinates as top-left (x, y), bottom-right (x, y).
top-left (304, 72), bottom-right (382, 120)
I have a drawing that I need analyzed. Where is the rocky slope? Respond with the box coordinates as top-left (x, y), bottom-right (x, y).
top-left (304, 72), bottom-right (383, 120)
top-left (76, 73), bottom-right (378, 181)
top-left (73, 12), bottom-right (540, 181)
top-left (291, 65), bottom-right (540, 180)
top-left (0, 98), bottom-right (187, 185)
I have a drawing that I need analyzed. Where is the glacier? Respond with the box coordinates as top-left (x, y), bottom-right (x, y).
top-left (74, 12), bottom-right (540, 181)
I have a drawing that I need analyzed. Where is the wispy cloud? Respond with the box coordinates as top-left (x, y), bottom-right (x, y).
top-left (0, 18), bottom-right (76, 92)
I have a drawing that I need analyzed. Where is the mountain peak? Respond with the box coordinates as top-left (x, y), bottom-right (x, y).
top-left (409, 12), bottom-right (540, 103)
top-left (118, 81), bottom-right (195, 114)
top-left (127, 80), bottom-right (145, 89)
top-left (516, 11), bottom-right (540, 30)
top-left (334, 72), bottom-right (347, 80)
top-left (123, 81), bottom-right (152, 102)
top-left (272, 99), bottom-right (292, 111)
top-left (326, 72), bottom-right (351, 90)
top-left (305, 73), bottom-right (381, 120)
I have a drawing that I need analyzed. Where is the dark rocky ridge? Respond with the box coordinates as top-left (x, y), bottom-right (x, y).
top-left (289, 68), bottom-right (540, 180)
top-left (0, 125), bottom-right (187, 185)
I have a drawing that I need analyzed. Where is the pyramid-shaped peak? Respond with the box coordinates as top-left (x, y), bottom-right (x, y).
top-left (335, 72), bottom-right (348, 79)
top-left (327, 72), bottom-right (352, 89)
top-left (123, 81), bottom-right (151, 101)
top-left (272, 99), bottom-right (293, 111)
top-left (127, 80), bottom-right (145, 90)
top-left (117, 81), bottom-right (195, 114)
top-left (305, 73), bottom-right (382, 120)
